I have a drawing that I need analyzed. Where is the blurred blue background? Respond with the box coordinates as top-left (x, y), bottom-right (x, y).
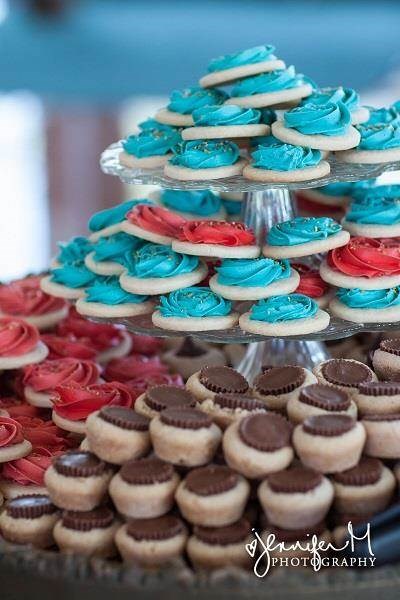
top-left (1, 0), bottom-right (400, 278)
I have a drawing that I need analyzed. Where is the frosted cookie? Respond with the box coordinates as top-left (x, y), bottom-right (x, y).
top-left (182, 105), bottom-right (268, 140)
top-left (52, 235), bottom-right (93, 268)
top-left (187, 518), bottom-right (252, 570)
top-left (40, 261), bottom-right (97, 300)
top-left (162, 337), bottom-right (227, 380)
top-left (0, 318), bottom-right (48, 370)
top-left (164, 140), bottom-right (246, 181)
top-left (54, 507), bottom-right (118, 558)
top-left (134, 384), bottom-right (195, 419)
top-left (0, 416), bottom-right (32, 463)
top-left (365, 106), bottom-right (400, 127)
top-left (353, 381), bottom-right (400, 416)
top-left (88, 199), bottom-right (150, 242)
top-left (156, 85), bottom-right (228, 126)
top-left (24, 357), bottom-right (100, 408)
top-left (342, 196), bottom-right (400, 238)
top-left (239, 294), bottom-right (330, 337)
top-left (292, 263), bottom-right (333, 309)
top-left (0, 276), bottom-right (68, 331)
top-left (186, 366), bottom-right (249, 402)
top-left (252, 365), bottom-right (317, 411)
top-left (296, 182), bottom-right (353, 208)
top-left (332, 457), bottom-right (395, 515)
top-left (287, 383), bottom-right (357, 424)
top-left (362, 414), bottom-right (400, 458)
top-left (313, 358), bottom-right (376, 396)
top-left (116, 515), bottom-right (188, 567)
top-left (109, 457), bottom-right (180, 519)
top-left (153, 188), bottom-right (226, 221)
top-left (329, 287), bottom-right (400, 323)
top-left (200, 45), bottom-right (285, 88)
top-left (45, 450), bottom-right (113, 511)
top-left (320, 237), bottom-right (400, 290)
top-left (372, 338), bottom-right (400, 380)
top-left (225, 65), bottom-right (312, 109)
top-left (272, 101), bottom-right (360, 151)
top-left (76, 276), bottom-right (153, 318)
top-left (199, 393), bottom-right (267, 430)
top-left (263, 217), bottom-right (349, 259)
top-left (223, 413), bottom-right (293, 479)
top-left (119, 123), bottom-right (181, 169)
top-left (84, 232), bottom-right (142, 276)
top-left (121, 204), bottom-right (187, 245)
top-left (209, 257), bottom-right (299, 301)
top-left (0, 495), bottom-right (58, 548)
top-left (336, 122), bottom-right (400, 163)
top-left (244, 138), bottom-right (330, 183)
top-left (86, 406), bottom-right (151, 464)
top-left (173, 220), bottom-right (259, 259)
top-left (293, 414), bottom-right (366, 473)
top-left (258, 466), bottom-right (334, 529)
top-left (150, 407), bottom-right (222, 466)
top-left (153, 287), bottom-right (239, 332)
top-left (175, 464), bottom-right (250, 526)
top-left (0, 448), bottom-right (52, 498)
top-left (300, 87), bottom-right (369, 125)
top-left (119, 243), bottom-right (207, 295)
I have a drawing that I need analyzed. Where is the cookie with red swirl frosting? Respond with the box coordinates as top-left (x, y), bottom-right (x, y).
top-left (0, 318), bottom-right (48, 370)
top-left (172, 221), bottom-right (259, 259)
top-left (103, 354), bottom-right (168, 383)
top-left (41, 333), bottom-right (97, 361)
top-left (0, 276), bottom-right (69, 331)
top-left (292, 263), bottom-right (333, 308)
top-left (23, 358), bottom-right (101, 408)
top-left (320, 237), bottom-right (400, 289)
top-left (0, 416), bottom-right (32, 463)
top-left (121, 204), bottom-right (187, 245)
top-left (0, 447), bottom-right (54, 498)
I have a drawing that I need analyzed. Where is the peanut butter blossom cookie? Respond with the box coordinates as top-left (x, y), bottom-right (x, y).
top-left (337, 122), bottom-right (400, 163)
top-left (155, 189), bottom-right (225, 220)
top-left (182, 104), bottom-right (269, 140)
top-left (87, 199), bottom-right (150, 242)
top-left (200, 45), bottom-right (286, 88)
top-left (119, 123), bottom-right (181, 169)
top-left (152, 287), bottom-right (238, 332)
top-left (342, 195), bottom-right (400, 238)
top-left (239, 293), bottom-right (330, 336)
top-left (300, 86), bottom-right (369, 125)
top-left (155, 85), bottom-right (228, 127)
top-left (119, 243), bottom-right (207, 295)
top-left (84, 232), bottom-right (143, 276)
top-left (272, 101), bottom-right (360, 150)
top-left (76, 276), bottom-right (153, 318)
top-left (329, 287), bottom-right (400, 323)
top-left (164, 139), bottom-right (246, 181)
top-left (263, 216), bottom-right (349, 259)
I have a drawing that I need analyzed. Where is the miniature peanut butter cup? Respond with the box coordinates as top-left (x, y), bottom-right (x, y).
top-left (239, 413), bottom-right (292, 451)
top-left (333, 457), bottom-right (382, 486)
top-left (299, 384), bottom-right (350, 411)
top-left (268, 466), bottom-right (322, 494)
top-left (6, 495), bottom-right (57, 519)
top-left (185, 465), bottom-right (238, 496)
top-left (321, 360), bottom-right (373, 388)
top-left (379, 339), bottom-right (400, 356)
top-left (99, 406), bottom-right (150, 431)
top-left (254, 366), bottom-right (305, 395)
top-left (194, 518), bottom-right (250, 545)
top-left (199, 366), bottom-right (249, 394)
top-left (303, 414), bottom-right (355, 436)
top-left (53, 451), bottom-right (107, 477)
top-left (160, 407), bottom-right (213, 429)
top-left (358, 381), bottom-right (400, 397)
top-left (176, 337), bottom-right (207, 357)
top-left (126, 515), bottom-right (185, 541)
top-left (214, 393), bottom-right (266, 411)
top-left (362, 413), bottom-right (400, 422)
top-left (144, 385), bottom-right (195, 412)
top-left (62, 507), bottom-right (114, 531)
top-left (119, 456), bottom-right (174, 485)
top-left (267, 521), bottom-right (326, 542)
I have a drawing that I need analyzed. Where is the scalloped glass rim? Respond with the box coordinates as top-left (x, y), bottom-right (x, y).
top-left (101, 141), bottom-right (400, 192)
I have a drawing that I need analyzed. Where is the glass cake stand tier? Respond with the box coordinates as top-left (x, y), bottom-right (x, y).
top-left (100, 141), bottom-right (400, 191)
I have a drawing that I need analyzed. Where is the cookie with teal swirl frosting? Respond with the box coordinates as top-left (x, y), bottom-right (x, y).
top-left (357, 123), bottom-right (400, 150)
top-left (138, 118), bottom-right (180, 132)
top-left (92, 232), bottom-right (143, 264)
top-left (169, 140), bottom-right (240, 169)
top-left (251, 141), bottom-right (322, 171)
top-left (75, 276), bottom-right (153, 318)
top-left (301, 87), bottom-right (361, 113)
top-left (231, 66), bottom-right (305, 98)
top-left (192, 105), bottom-right (261, 126)
top-left (208, 45), bottom-right (277, 73)
top-left (330, 287), bottom-right (400, 323)
top-left (168, 86), bottom-right (228, 114)
top-left (50, 262), bottom-right (97, 289)
top-left (346, 197), bottom-right (400, 225)
top-left (160, 189), bottom-right (222, 217)
top-left (56, 237), bottom-right (93, 265)
top-left (365, 107), bottom-right (400, 127)
top-left (88, 200), bottom-right (152, 240)
top-left (352, 184), bottom-right (400, 202)
top-left (284, 102), bottom-right (351, 136)
top-left (122, 126), bottom-right (181, 158)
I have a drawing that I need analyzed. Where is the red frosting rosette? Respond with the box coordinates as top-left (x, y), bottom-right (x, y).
top-left (2, 447), bottom-right (56, 486)
top-left (178, 221), bottom-right (255, 247)
top-left (129, 334), bottom-right (163, 356)
top-left (0, 317), bottom-right (39, 357)
top-left (0, 397), bottom-right (39, 418)
top-left (104, 354), bottom-right (168, 383)
top-left (14, 415), bottom-right (70, 451)
top-left (23, 358), bottom-right (100, 393)
top-left (0, 416), bottom-right (24, 447)
top-left (126, 205), bottom-right (187, 238)
top-left (292, 263), bottom-right (329, 298)
top-left (57, 307), bottom-right (124, 351)
top-left (52, 381), bottom-right (133, 421)
top-left (0, 276), bottom-right (67, 317)
top-left (328, 237), bottom-right (400, 278)
top-left (126, 372), bottom-right (184, 401)
top-left (41, 333), bottom-right (97, 360)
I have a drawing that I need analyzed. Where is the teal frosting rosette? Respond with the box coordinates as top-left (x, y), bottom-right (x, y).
top-left (302, 87), bottom-right (360, 111)
top-left (56, 237), bottom-right (93, 264)
top-left (192, 105), bottom-right (261, 126)
top-left (365, 107), bottom-right (400, 127)
top-left (267, 217), bottom-right (341, 246)
top-left (50, 262), bottom-right (96, 288)
top-left (249, 293), bottom-right (318, 322)
top-left (336, 287), bottom-right (400, 309)
top-left (216, 257), bottom-right (291, 287)
top-left (122, 126), bottom-right (181, 157)
top-left (251, 140), bottom-right (321, 171)
top-left (92, 232), bottom-right (143, 265)
top-left (284, 101), bottom-right (351, 136)
top-left (168, 86), bottom-right (228, 114)
top-left (231, 66), bottom-right (307, 97)
top-left (158, 287), bottom-right (231, 318)
top-left (170, 140), bottom-right (240, 169)
top-left (207, 45), bottom-right (276, 72)
top-left (125, 243), bottom-right (199, 278)
top-left (346, 197), bottom-right (400, 225)
top-left (160, 189), bottom-right (221, 217)
top-left (88, 200), bottom-right (152, 233)
top-left (356, 123), bottom-right (400, 150)
top-left (85, 276), bottom-right (148, 305)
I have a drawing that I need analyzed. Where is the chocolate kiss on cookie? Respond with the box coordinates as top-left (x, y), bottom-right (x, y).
top-left (333, 457), bottom-right (382, 487)
top-left (199, 366), bottom-right (249, 394)
top-left (254, 366), bottom-right (306, 396)
top-left (120, 457), bottom-right (174, 485)
top-left (239, 413), bottom-right (292, 452)
top-left (6, 494), bottom-right (57, 519)
top-left (185, 465), bottom-right (238, 496)
top-left (61, 507), bottom-right (114, 531)
top-left (267, 466), bottom-right (323, 493)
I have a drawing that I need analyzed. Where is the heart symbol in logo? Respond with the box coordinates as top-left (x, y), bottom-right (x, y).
top-left (246, 538), bottom-right (257, 558)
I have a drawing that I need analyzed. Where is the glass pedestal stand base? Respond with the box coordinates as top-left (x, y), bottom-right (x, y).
top-left (236, 189), bottom-right (330, 381)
